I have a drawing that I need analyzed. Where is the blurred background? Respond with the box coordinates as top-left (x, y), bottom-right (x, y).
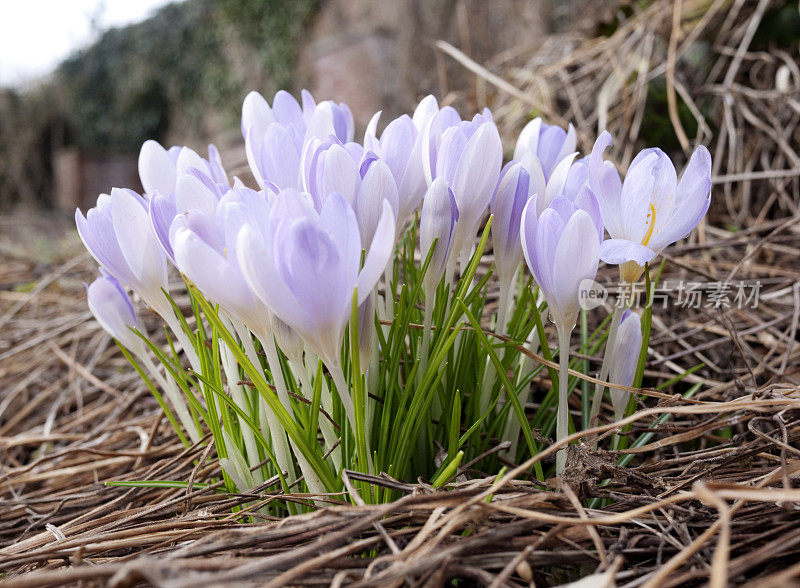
top-left (0, 0), bottom-right (798, 221)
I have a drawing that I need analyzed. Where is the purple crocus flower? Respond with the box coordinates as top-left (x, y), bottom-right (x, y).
top-left (420, 178), bottom-right (459, 291)
top-left (243, 90), bottom-right (354, 191)
top-left (421, 109), bottom-right (503, 262)
top-left (236, 189), bottom-right (395, 369)
top-left (589, 131), bottom-right (712, 281)
top-left (139, 140), bottom-right (227, 198)
top-left (521, 191), bottom-right (603, 475)
top-left (86, 270), bottom-right (143, 353)
top-left (521, 192), bottom-right (603, 331)
top-left (607, 309), bottom-right (642, 421)
top-left (491, 162), bottom-right (531, 289)
top-left (170, 189), bottom-right (270, 336)
top-left (76, 188), bottom-right (169, 313)
top-left (514, 118), bottom-right (579, 215)
top-left (301, 137), bottom-right (399, 249)
top-left (514, 118), bottom-right (577, 182)
top-left (364, 112), bottom-right (426, 230)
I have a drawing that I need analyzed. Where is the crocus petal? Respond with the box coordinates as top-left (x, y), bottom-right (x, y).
top-left (174, 173), bottom-right (218, 216)
top-left (650, 145), bottom-right (712, 252)
top-left (87, 274), bottom-right (143, 352)
top-left (412, 95), bottom-right (439, 132)
top-left (173, 226), bottom-right (260, 328)
top-left (543, 152), bottom-right (578, 207)
top-left (149, 192), bottom-right (177, 262)
top-left (139, 140), bottom-right (177, 196)
top-left (321, 144), bottom-right (360, 206)
top-left (514, 117), bottom-right (542, 162)
top-left (271, 90), bottom-right (304, 127)
top-left (355, 160), bottom-right (399, 248)
top-left (364, 110), bottom-right (381, 151)
top-left (357, 200), bottom-right (396, 305)
top-left (109, 188), bottom-right (167, 296)
top-left (551, 210), bottom-right (599, 326)
top-left (420, 178), bottom-right (458, 286)
top-left (241, 91), bottom-right (274, 139)
top-left (599, 239), bottom-right (656, 266)
top-left (619, 151), bottom-right (658, 244)
top-left (588, 131), bottom-right (624, 236)
top-left (451, 121), bottom-right (503, 231)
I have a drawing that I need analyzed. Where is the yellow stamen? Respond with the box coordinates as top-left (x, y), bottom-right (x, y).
top-left (642, 203), bottom-right (656, 246)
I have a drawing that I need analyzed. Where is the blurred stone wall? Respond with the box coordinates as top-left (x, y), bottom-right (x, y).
top-left (297, 0), bottom-right (548, 130)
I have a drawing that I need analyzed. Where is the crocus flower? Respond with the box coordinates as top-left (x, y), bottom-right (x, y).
top-left (243, 90), bottom-right (354, 191)
top-left (514, 118), bottom-right (579, 213)
top-left (144, 143), bottom-right (230, 261)
top-left (139, 140), bottom-right (227, 198)
top-left (301, 137), bottom-right (398, 249)
top-left (607, 309), bottom-right (642, 421)
top-left (237, 189), bottom-right (395, 370)
top-left (170, 192), bottom-right (269, 336)
top-left (420, 178), bottom-right (459, 292)
top-left (76, 188), bottom-right (170, 314)
top-left (86, 270), bottom-right (143, 354)
top-left (521, 191), bottom-right (603, 475)
top-left (363, 111), bottom-right (427, 229)
top-left (589, 131), bottom-right (712, 282)
top-left (520, 193), bottom-right (603, 330)
top-left (422, 110), bottom-right (503, 263)
top-left (491, 162), bottom-right (531, 297)
top-left (515, 118), bottom-right (577, 181)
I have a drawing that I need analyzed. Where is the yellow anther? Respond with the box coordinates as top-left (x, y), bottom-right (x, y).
top-left (642, 203), bottom-right (656, 246)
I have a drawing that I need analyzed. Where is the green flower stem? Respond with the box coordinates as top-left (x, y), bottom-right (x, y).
top-left (589, 304), bottom-right (623, 426)
top-left (555, 321), bottom-right (573, 476)
top-left (136, 346), bottom-right (200, 444)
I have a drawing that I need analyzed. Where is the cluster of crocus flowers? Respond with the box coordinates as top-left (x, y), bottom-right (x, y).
top-left (77, 88), bottom-right (712, 489)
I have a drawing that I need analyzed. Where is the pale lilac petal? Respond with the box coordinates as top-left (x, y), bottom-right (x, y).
top-left (319, 192), bottom-right (362, 289)
top-left (421, 178), bottom-right (458, 284)
top-left (573, 187), bottom-right (604, 243)
top-left (543, 152), bottom-right (578, 206)
top-left (531, 207), bottom-right (564, 299)
top-left (537, 125), bottom-right (567, 179)
top-left (619, 151), bottom-right (658, 243)
top-left (357, 200), bottom-right (396, 304)
top-left (519, 196), bottom-right (539, 283)
top-left (588, 131), bottom-right (623, 236)
top-left (139, 140), bottom-right (177, 196)
top-left (551, 210), bottom-right (599, 325)
top-left (174, 173), bottom-right (218, 216)
top-left (491, 162), bottom-right (530, 281)
top-left (87, 273), bottom-right (142, 350)
top-left (241, 91), bottom-right (274, 139)
top-left (452, 121), bottom-right (503, 230)
top-left (436, 127), bottom-right (467, 185)
top-left (76, 203), bottom-right (136, 287)
top-left (271, 90), bottom-right (304, 127)
top-left (321, 144), bottom-right (360, 206)
top-left (650, 145), bottom-right (712, 251)
top-left (364, 110), bottom-right (381, 151)
top-left (355, 160), bottom-right (399, 248)
top-left (207, 143), bottom-right (228, 185)
top-left (412, 95), bottom-right (439, 132)
top-left (599, 238), bottom-right (656, 266)
top-left (555, 123), bottom-right (577, 166)
top-left (514, 117), bottom-right (542, 162)
top-left (110, 188), bottom-right (167, 295)
top-left (149, 192), bottom-right (177, 262)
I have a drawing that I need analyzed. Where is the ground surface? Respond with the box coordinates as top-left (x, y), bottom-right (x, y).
top-left (0, 201), bottom-right (799, 587)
